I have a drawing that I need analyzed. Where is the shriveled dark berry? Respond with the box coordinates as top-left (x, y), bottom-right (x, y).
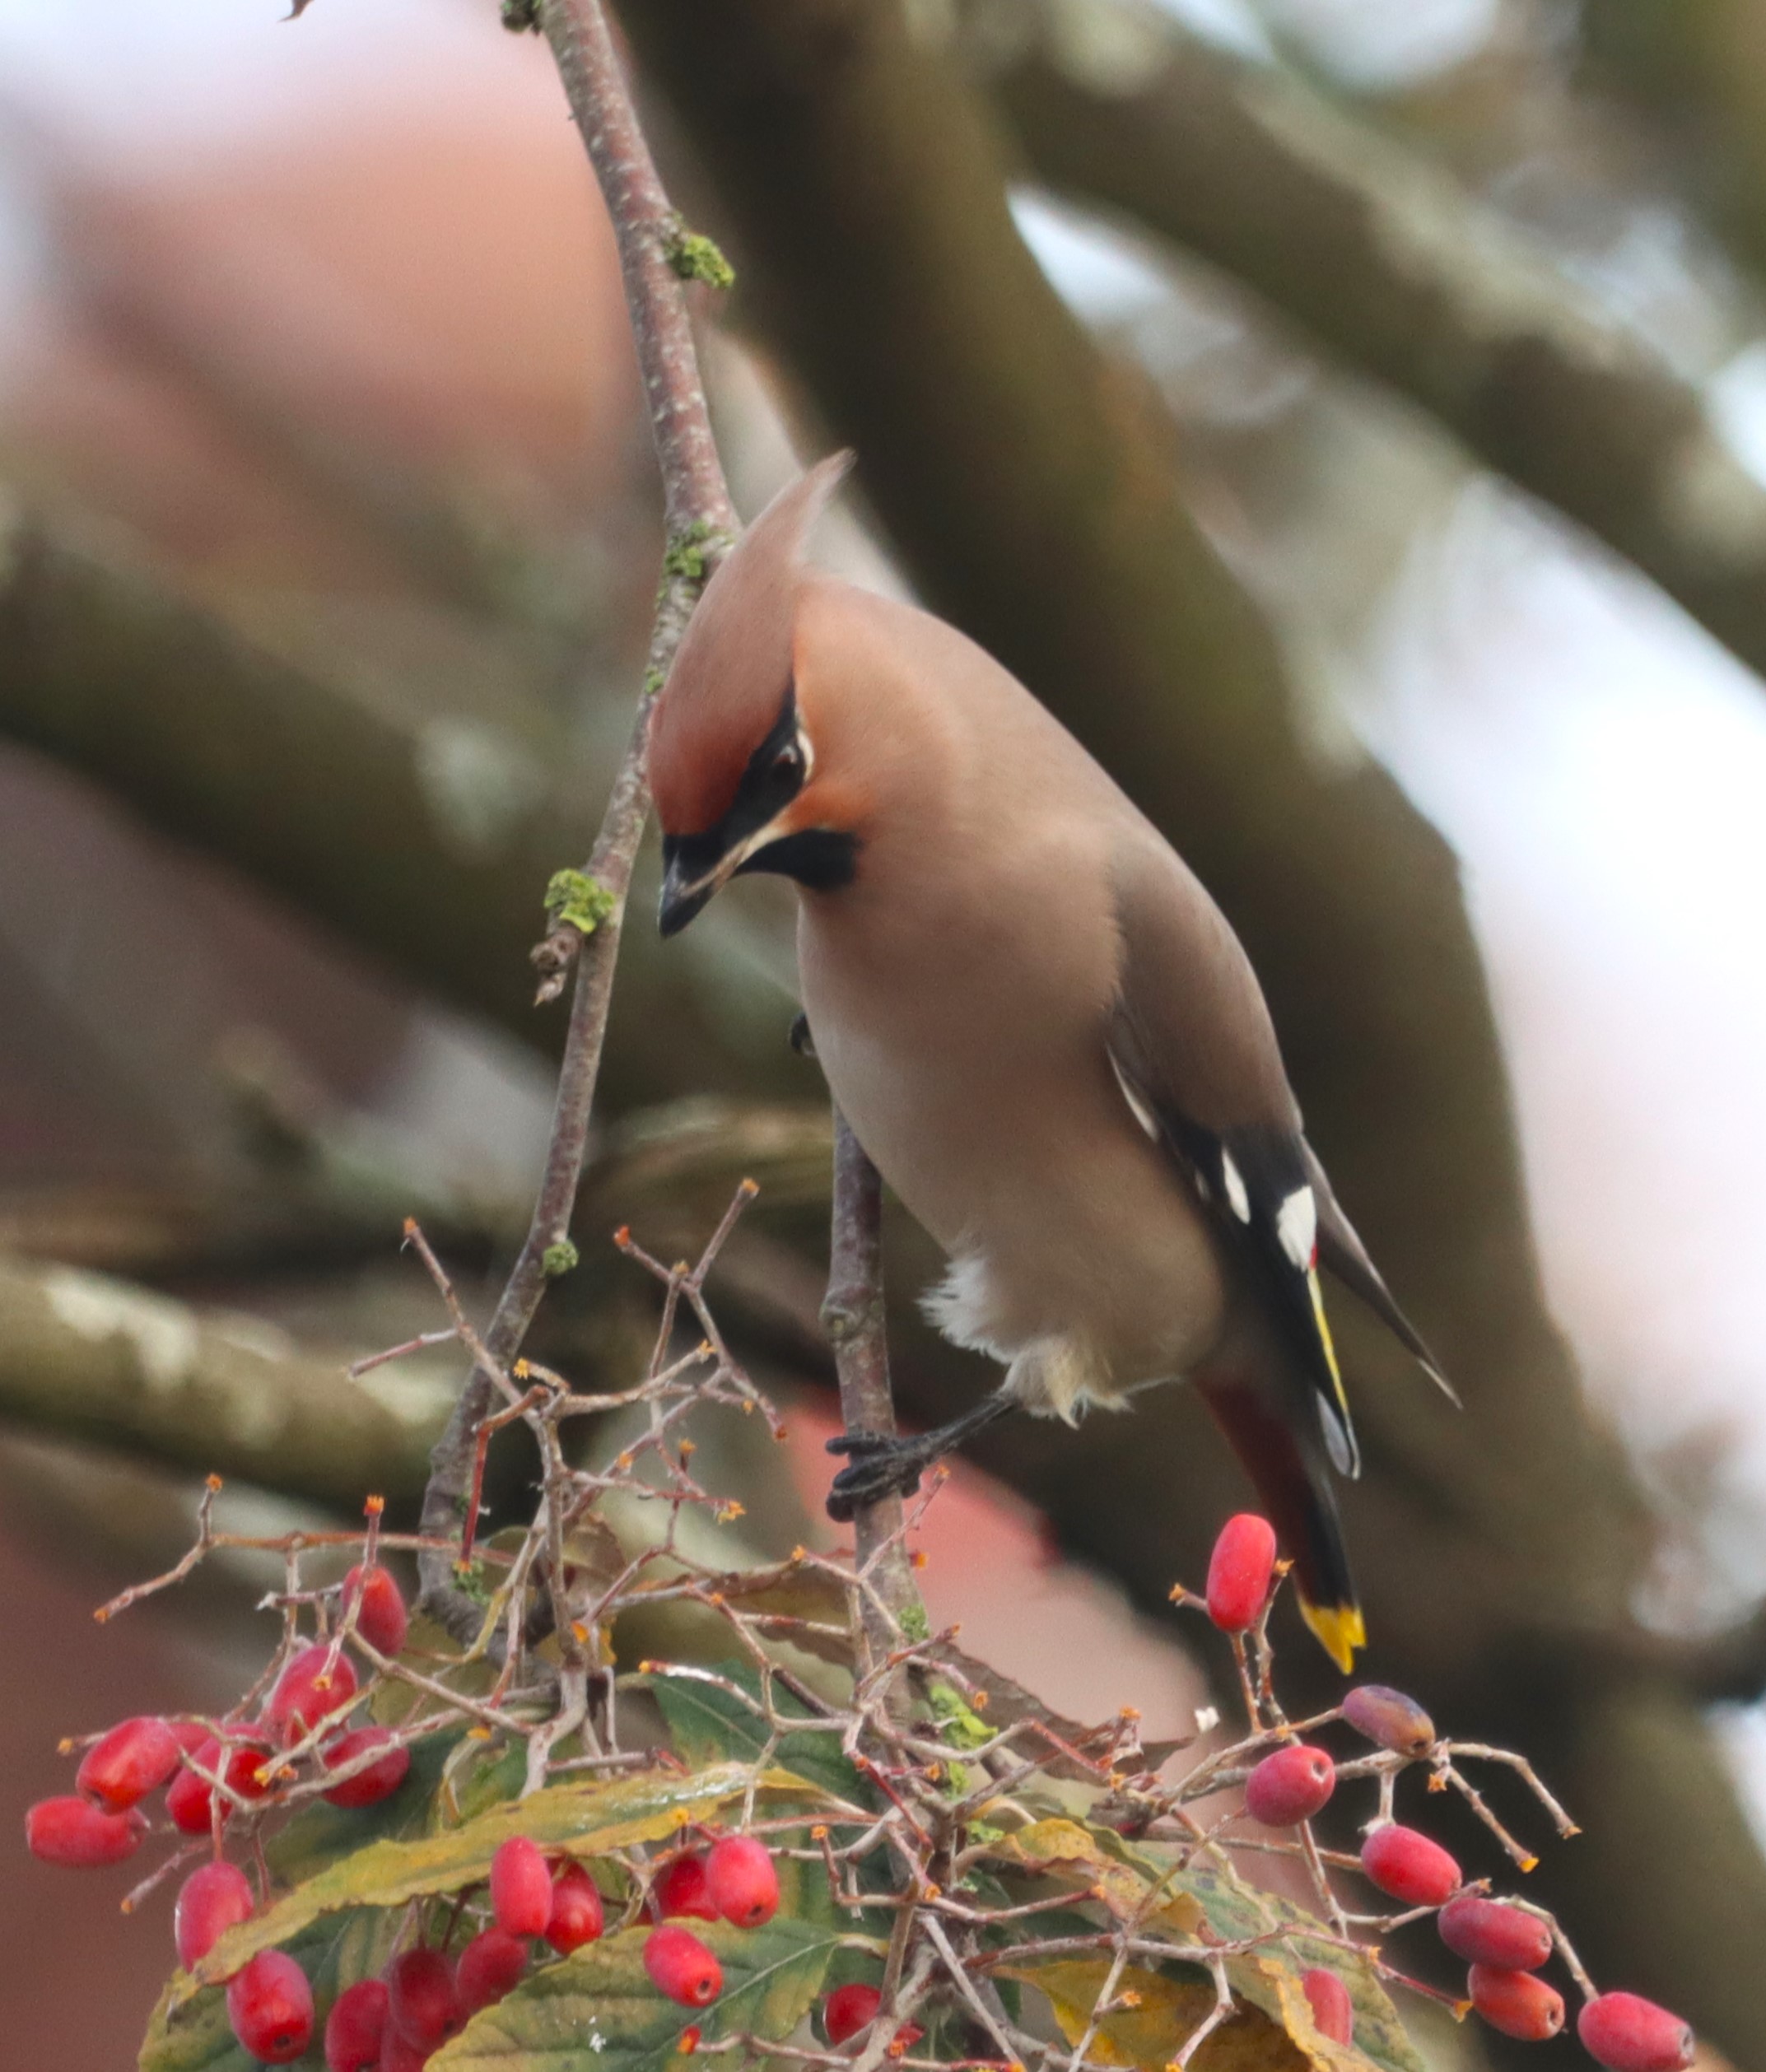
top-left (1340, 1683), bottom-right (1435, 1758)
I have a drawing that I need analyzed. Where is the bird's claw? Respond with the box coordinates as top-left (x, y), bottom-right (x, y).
top-left (824, 1432), bottom-right (934, 1520)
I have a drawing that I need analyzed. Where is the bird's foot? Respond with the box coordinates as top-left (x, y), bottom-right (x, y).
top-left (823, 1430), bottom-right (942, 1521)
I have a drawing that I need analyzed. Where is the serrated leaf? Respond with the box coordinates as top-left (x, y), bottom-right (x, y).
top-left (1002, 1958), bottom-right (1308, 2072)
top-left (142, 1907), bottom-right (398, 2070)
top-left (182, 1762), bottom-right (761, 2003)
top-left (980, 1819), bottom-right (1204, 1935)
top-left (647, 1665), bottom-right (872, 1809)
top-left (431, 1915), bottom-right (857, 2070)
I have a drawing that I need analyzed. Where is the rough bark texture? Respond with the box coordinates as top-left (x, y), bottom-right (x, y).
top-left (612, 0), bottom-right (1766, 2057)
top-left (981, 0), bottom-right (1766, 683)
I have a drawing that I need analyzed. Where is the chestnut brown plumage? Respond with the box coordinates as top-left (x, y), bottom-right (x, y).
top-left (650, 455), bottom-right (1452, 1669)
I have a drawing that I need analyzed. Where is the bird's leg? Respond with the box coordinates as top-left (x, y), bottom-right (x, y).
top-left (825, 1389), bottom-right (1016, 1520)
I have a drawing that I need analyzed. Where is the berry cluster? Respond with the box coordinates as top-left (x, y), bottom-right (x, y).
top-left (19, 1196), bottom-right (1712, 2072)
top-left (28, 1552), bottom-right (412, 2063)
top-left (1202, 1513), bottom-right (1695, 2070)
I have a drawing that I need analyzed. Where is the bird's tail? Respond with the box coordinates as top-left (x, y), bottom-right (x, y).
top-left (1195, 1375), bottom-right (1365, 1674)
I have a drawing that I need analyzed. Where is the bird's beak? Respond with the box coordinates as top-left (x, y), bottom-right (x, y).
top-left (658, 854), bottom-right (718, 937)
top-left (658, 831), bottom-right (762, 937)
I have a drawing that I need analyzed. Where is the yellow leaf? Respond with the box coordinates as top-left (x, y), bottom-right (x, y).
top-left (983, 1819), bottom-right (1205, 1935)
top-left (1001, 1959), bottom-right (1307, 2072)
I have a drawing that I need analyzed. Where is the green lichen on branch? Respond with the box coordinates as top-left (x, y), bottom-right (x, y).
top-left (543, 1240), bottom-right (580, 1278)
top-left (662, 217), bottom-right (737, 291)
top-left (660, 519), bottom-right (732, 587)
top-left (543, 868), bottom-right (617, 937)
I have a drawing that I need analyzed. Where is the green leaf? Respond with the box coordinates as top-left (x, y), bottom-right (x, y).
top-left (182, 1762), bottom-right (760, 2002)
top-left (432, 1916), bottom-right (855, 2070)
top-left (142, 1907), bottom-right (398, 2071)
top-left (267, 1727), bottom-right (467, 1888)
top-left (647, 1665), bottom-right (873, 1809)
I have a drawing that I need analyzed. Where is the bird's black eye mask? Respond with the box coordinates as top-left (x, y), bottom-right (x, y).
top-left (660, 687), bottom-right (858, 920)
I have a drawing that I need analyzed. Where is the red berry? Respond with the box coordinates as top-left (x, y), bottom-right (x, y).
top-left (168, 1740), bottom-right (226, 1834)
top-left (1205, 1514), bottom-right (1278, 1632)
top-left (77, 1716), bottom-right (182, 1811)
top-left (491, 1834), bottom-right (554, 1937)
top-left (387, 1947), bottom-right (463, 2051)
top-left (645, 1925), bottom-right (722, 2008)
top-left (1359, 1823), bottom-right (1461, 1907)
top-left (1437, 1895), bottom-right (1551, 1972)
top-left (457, 1927), bottom-right (530, 2014)
top-left (223, 1735), bottom-right (282, 1803)
top-left (1243, 1744), bottom-right (1335, 1826)
top-left (226, 1950), bottom-right (315, 2064)
top-left (266, 1643), bottom-right (359, 1740)
top-left (1341, 1684), bottom-right (1435, 1758)
top-left (376, 2028), bottom-right (429, 2072)
top-left (324, 1978), bottom-right (389, 2072)
top-left (1468, 1965), bottom-right (1564, 2042)
top-left (655, 1851), bottom-right (719, 1921)
top-left (321, 1729), bottom-right (410, 1809)
top-left (344, 1562), bottom-right (409, 1658)
top-left (1301, 1968), bottom-right (1354, 2047)
top-left (25, 1794), bottom-right (146, 1868)
top-left (175, 1860), bottom-right (255, 1971)
top-left (546, 1862), bottom-right (606, 1953)
top-left (706, 1834), bottom-right (780, 1927)
top-left (1578, 1992), bottom-right (1696, 2072)
top-left (824, 1985), bottom-right (883, 2046)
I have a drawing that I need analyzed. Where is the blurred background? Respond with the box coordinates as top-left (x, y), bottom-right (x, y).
top-left (4, 0), bottom-right (1766, 2062)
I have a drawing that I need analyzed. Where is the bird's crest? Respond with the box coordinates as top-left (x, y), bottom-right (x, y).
top-left (649, 452), bottom-right (854, 836)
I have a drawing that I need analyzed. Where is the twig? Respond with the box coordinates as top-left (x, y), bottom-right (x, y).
top-left (822, 1109), bottom-right (926, 1679)
top-left (417, 0), bottom-right (738, 1643)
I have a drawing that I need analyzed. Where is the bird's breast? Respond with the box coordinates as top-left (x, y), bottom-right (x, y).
top-left (794, 855), bottom-right (1228, 1384)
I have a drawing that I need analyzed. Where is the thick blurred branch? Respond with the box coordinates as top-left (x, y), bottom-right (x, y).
top-left (975, 0), bottom-right (1766, 680)
top-left (0, 1252), bottom-right (446, 1506)
top-left (0, 508), bottom-right (789, 1110)
top-left (612, 0), bottom-right (1766, 2056)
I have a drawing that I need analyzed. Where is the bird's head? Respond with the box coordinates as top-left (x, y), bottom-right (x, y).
top-left (649, 453), bottom-right (861, 938)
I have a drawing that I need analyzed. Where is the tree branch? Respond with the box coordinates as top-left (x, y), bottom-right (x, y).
top-left (415, 0), bottom-right (739, 1641)
top-left (822, 1109), bottom-right (923, 1671)
top-left (976, 0), bottom-right (1766, 682)
top-left (0, 1251), bottom-right (446, 1506)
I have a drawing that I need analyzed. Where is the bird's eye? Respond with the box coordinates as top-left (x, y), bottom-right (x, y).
top-left (774, 740), bottom-right (802, 775)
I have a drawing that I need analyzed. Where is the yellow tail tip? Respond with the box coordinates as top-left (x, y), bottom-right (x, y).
top-left (1299, 1597), bottom-right (1366, 1674)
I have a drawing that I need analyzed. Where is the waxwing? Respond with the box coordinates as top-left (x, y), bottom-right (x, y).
top-left (649, 454), bottom-right (1451, 1671)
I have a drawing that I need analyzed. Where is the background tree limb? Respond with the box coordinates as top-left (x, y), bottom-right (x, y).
top-left (977, 0), bottom-right (1766, 681)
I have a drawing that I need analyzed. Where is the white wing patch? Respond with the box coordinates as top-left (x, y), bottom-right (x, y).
top-left (1107, 1050), bottom-right (1162, 1143)
top-left (1275, 1185), bottom-right (1318, 1269)
top-left (1220, 1148), bottom-right (1252, 1222)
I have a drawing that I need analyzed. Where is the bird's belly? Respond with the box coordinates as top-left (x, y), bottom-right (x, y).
top-left (808, 1003), bottom-right (1228, 1390)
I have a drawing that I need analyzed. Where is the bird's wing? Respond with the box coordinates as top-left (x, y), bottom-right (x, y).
top-left (1104, 842), bottom-right (1364, 1474)
top-left (1302, 1144), bottom-right (1459, 1405)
